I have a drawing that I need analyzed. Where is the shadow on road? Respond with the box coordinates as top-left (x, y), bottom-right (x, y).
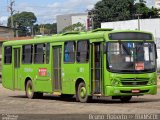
top-left (9, 95), bottom-right (160, 104)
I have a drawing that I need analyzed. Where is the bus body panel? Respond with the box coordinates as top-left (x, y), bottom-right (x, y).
top-left (2, 45), bottom-right (14, 90)
top-left (2, 64), bottom-right (13, 90)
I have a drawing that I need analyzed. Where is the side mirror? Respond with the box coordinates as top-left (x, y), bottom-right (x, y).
top-left (155, 44), bottom-right (158, 59)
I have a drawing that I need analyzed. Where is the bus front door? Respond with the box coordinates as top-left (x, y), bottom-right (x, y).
top-left (52, 46), bottom-right (62, 93)
top-left (13, 48), bottom-right (21, 90)
top-left (91, 42), bottom-right (102, 95)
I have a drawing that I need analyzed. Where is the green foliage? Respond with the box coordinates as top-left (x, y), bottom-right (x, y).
top-left (33, 23), bottom-right (57, 35)
top-left (44, 23), bottom-right (57, 34)
top-left (7, 11), bottom-right (37, 36)
top-left (134, 3), bottom-right (160, 18)
top-left (91, 0), bottom-right (160, 28)
top-left (91, 0), bottom-right (135, 28)
top-left (61, 22), bottom-right (86, 33)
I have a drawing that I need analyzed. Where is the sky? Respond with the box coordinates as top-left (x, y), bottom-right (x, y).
top-left (0, 0), bottom-right (101, 25)
top-left (0, 0), bottom-right (155, 26)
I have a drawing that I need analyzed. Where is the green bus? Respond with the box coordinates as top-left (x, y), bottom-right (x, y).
top-left (2, 28), bottom-right (157, 103)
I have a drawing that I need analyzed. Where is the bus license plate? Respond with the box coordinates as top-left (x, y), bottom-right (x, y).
top-left (132, 89), bottom-right (140, 93)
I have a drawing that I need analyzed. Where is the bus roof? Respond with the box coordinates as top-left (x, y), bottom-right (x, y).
top-left (3, 29), bottom-right (153, 46)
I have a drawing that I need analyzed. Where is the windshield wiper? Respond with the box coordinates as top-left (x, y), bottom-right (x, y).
top-left (121, 43), bottom-right (130, 55)
top-left (136, 42), bottom-right (145, 52)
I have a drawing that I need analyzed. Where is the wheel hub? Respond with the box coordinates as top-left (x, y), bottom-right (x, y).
top-left (28, 85), bottom-right (32, 96)
top-left (80, 87), bottom-right (86, 98)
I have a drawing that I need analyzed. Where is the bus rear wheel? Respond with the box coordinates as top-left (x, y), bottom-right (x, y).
top-left (25, 80), bottom-right (43, 99)
top-left (77, 82), bottom-right (90, 103)
top-left (120, 96), bottom-right (132, 102)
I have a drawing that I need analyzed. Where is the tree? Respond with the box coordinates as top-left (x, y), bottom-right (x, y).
top-left (33, 24), bottom-right (40, 35)
top-left (33, 23), bottom-right (57, 35)
top-left (91, 0), bottom-right (135, 28)
top-left (61, 22), bottom-right (86, 33)
top-left (43, 23), bottom-right (57, 34)
top-left (7, 11), bottom-right (37, 36)
top-left (91, 0), bottom-right (160, 29)
top-left (134, 2), bottom-right (160, 18)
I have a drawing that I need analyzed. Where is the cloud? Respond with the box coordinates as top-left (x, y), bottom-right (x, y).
top-left (0, 0), bottom-right (101, 25)
top-left (0, 16), bottom-right (8, 26)
top-left (87, 5), bottom-right (95, 10)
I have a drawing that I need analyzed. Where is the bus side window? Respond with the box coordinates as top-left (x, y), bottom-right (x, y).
top-left (4, 46), bottom-right (12, 64)
top-left (34, 44), bottom-right (45, 64)
top-left (77, 40), bottom-right (89, 63)
top-left (22, 45), bottom-right (32, 64)
top-left (64, 41), bottom-right (75, 63)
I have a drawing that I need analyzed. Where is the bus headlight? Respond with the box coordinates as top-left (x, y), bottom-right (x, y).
top-left (111, 79), bottom-right (120, 86)
top-left (152, 79), bottom-right (156, 85)
top-left (148, 79), bottom-right (157, 85)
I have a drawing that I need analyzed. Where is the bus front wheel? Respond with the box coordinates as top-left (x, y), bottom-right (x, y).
top-left (25, 80), bottom-right (43, 99)
top-left (120, 96), bottom-right (132, 102)
top-left (77, 82), bottom-right (90, 103)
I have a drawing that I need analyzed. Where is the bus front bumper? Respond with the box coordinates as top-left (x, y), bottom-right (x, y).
top-left (105, 85), bottom-right (157, 96)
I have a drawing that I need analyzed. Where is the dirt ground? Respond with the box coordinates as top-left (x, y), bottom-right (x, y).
top-left (0, 84), bottom-right (160, 115)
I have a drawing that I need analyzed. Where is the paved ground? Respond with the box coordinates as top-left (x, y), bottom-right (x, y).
top-left (0, 84), bottom-right (160, 115)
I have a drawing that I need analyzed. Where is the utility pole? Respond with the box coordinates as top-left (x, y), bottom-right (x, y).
top-left (135, 14), bottom-right (142, 30)
top-left (8, 0), bottom-right (15, 28)
top-left (86, 9), bottom-right (94, 31)
top-left (15, 21), bottom-right (18, 37)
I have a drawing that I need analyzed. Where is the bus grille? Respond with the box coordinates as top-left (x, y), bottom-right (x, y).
top-left (120, 78), bottom-right (149, 86)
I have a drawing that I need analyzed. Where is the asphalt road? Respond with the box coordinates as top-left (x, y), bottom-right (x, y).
top-left (0, 84), bottom-right (160, 115)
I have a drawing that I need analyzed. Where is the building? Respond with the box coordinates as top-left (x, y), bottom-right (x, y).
top-left (155, 0), bottom-right (160, 9)
top-left (56, 13), bottom-right (91, 33)
top-left (0, 26), bottom-right (14, 39)
top-left (0, 26), bottom-right (14, 77)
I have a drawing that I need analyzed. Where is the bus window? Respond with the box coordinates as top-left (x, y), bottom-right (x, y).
top-left (22, 45), bottom-right (32, 64)
top-left (34, 44), bottom-right (45, 64)
top-left (77, 40), bottom-right (89, 63)
top-left (64, 41), bottom-right (75, 63)
top-left (46, 43), bottom-right (50, 64)
top-left (4, 46), bottom-right (12, 64)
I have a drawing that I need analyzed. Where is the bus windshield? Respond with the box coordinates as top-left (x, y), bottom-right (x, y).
top-left (107, 42), bottom-right (156, 73)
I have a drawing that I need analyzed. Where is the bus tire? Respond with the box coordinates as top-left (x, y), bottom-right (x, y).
top-left (25, 80), bottom-right (37, 99)
top-left (120, 96), bottom-right (132, 102)
top-left (77, 82), bottom-right (90, 103)
top-left (76, 89), bottom-right (80, 102)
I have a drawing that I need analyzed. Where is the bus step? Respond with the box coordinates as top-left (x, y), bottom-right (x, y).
top-left (53, 92), bottom-right (61, 96)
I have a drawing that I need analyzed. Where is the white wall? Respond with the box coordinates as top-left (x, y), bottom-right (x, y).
top-left (102, 20), bottom-right (138, 31)
top-left (71, 15), bottom-right (88, 29)
top-left (101, 18), bottom-right (160, 38)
